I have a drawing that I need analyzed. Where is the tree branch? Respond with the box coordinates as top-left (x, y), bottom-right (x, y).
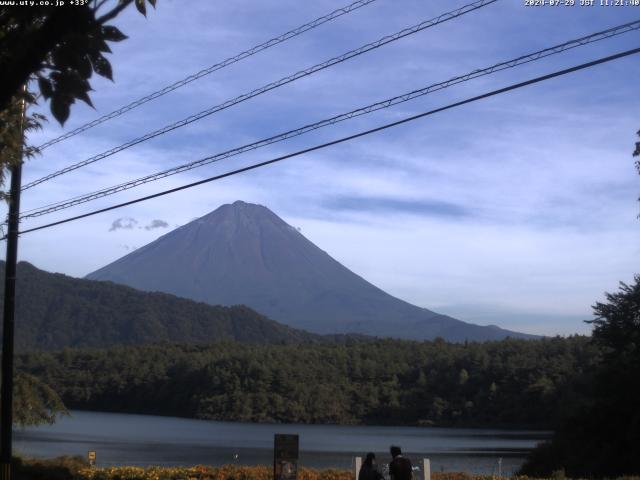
top-left (96, 0), bottom-right (134, 24)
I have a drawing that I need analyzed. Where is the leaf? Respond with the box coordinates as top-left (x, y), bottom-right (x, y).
top-left (51, 97), bottom-right (70, 126)
top-left (102, 25), bottom-right (128, 42)
top-left (76, 90), bottom-right (94, 108)
top-left (135, 0), bottom-right (146, 16)
top-left (51, 45), bottom-right (75, 70)
top-left (96, 37), bottom-right (112, 53)
top-left (90, 53), bottom-right (113, 81)
top-left (60, 73), bottom-right (94, 108)
top-left (72, 78), bottom-right (94, 107)
top-left (88, 33), bottom-right (112, 53)
top-left (49, 71), bottom-right (62, 83)
top-left (147, 0), bottom-right (156, 7)
top-left (77, 56), bottom-right (92, 79)
top-left (37, 76), bottom-right (53, 100)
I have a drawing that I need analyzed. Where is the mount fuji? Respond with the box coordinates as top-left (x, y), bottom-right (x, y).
top-left (87, 201), bottom-right (536, 341)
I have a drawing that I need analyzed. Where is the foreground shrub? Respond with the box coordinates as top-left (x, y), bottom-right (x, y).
top-left (78, 465), bottom-right (354, 480)
top-left (16, 459), bottom-right (640, 480)
top-left (14, 455), bottom-right (87, 480)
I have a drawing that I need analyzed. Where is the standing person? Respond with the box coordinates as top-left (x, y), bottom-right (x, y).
top-left (359, 452), bottom-right (384, 480)
top-left (389, 446), bottom-right (413, 480)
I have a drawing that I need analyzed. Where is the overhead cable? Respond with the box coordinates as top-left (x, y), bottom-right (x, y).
top-left (22, 0), bottom-right (498, 191)
top-left (20, 19), bottom-right (640, 219)
top-left (10, 46), bottom-right (640, 239)
top-left (35, 0), bottom-right (379, 151)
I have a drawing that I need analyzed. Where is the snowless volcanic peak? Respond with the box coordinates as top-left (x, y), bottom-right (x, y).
top-left (87, 201), bottom-right (537, 341)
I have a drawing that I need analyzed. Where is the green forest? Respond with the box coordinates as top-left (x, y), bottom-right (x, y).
top-left (0, 261), bottom-right (324, 350)
top-left (17, 336), bottom-right (597, 428)
top-left (10, 274), bottom-right (640, 477)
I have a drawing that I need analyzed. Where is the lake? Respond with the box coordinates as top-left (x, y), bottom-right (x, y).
top-left (14, 411), bottom-right (550, 475)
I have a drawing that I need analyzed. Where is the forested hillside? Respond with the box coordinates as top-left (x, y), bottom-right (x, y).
top-left (0, 261), bottom-right (321, 350)
top-left (18, 336), bottom-right (597, 428)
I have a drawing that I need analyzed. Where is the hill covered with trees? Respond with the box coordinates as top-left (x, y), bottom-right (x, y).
top-left (0, 261), bottom-right (321, 350)
top-left (18, 336), bottom-right (596, 428)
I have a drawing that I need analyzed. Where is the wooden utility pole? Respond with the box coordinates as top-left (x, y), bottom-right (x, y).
top-left (0, 88), bottom-right (26, 480)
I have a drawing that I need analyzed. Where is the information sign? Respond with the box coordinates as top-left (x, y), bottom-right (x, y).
top-left (274, 434), bottom-right (299, 480)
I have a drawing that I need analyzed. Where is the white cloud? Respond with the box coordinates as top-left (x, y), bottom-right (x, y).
top-left (144, 219), bottom-right (169, 230)
top-left (108, 217), bottom-right (138, 232)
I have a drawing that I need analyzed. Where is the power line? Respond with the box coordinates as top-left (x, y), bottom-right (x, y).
top-left (20, 19), bottom-right (640, 220)
top-left (20, 18), bottom-right (638, 217)
top-left (11, 46), bottom-right (640, 240)
top-left (22, 0), bottom-right (497, 191)
top-left (35, 0), bottom-right (379, 152)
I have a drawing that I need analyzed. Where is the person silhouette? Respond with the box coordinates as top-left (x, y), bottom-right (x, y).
top-left (359, 452), bottom-right (384, 480)
top-left (389, 446), bottom-right (413, 480)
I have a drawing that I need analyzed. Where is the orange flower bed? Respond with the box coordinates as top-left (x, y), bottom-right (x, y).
top-left (75, 464), bottom-right (640, 480)
top-left (78, 464), bottom-right (354, 480)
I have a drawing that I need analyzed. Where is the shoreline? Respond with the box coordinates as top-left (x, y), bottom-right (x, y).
top-left (57, 408), bottom-right (555, 432)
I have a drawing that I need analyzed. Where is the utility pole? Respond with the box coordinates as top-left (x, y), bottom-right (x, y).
top-left (0, 88), bottom-right (26, 480)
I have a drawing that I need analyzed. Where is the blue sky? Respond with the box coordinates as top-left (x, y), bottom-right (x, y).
top-left (3, 0), bottom-right (639, 336)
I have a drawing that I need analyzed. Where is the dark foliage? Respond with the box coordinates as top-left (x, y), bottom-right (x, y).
top-left (10, 371), bottom-right (68, 426)
top-left (17, 336), bottom-right (597, 428)
top-left (0, 88), bottom-right (46, 199)
top-left (0, 371), bottom-right (67, 427)
top-left (520, 276), bottom-right (640, 477)
top-left (0, 261), bottom-right (321, 350)
top-left (0, 0), bottom-right (156, 123)
top-left (13, 455), bottom-right (87, 480)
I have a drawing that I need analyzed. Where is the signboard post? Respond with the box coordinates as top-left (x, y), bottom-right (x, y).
top-left (354, 456), bottom-right (362, 480)
top-left (423, 459), bottom-right (430, 480)
top-left (274, 434), bottom-right (299, 480)
top-left (88, 451), bottom-right (96, 467)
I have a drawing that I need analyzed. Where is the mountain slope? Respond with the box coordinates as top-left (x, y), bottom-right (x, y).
top-left (87, 201), bottom-right (535, 341)
top-left (0, 261), bottom-right (320, 351)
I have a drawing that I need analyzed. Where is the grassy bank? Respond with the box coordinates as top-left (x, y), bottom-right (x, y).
top-left (13, 458), bottom-right (640, 480)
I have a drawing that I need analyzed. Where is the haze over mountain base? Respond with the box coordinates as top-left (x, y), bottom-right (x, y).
top-left (87, 201), bottom-right (536, 342)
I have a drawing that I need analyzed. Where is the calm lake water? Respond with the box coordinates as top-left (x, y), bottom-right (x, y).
top-left (14, 411), bottom-right (550, 475)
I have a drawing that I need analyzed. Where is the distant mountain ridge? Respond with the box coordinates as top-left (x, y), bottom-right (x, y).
top-left (0, 261), bottom-right (321, 351)
top-left (87, 201), bottom-right (537, 341)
